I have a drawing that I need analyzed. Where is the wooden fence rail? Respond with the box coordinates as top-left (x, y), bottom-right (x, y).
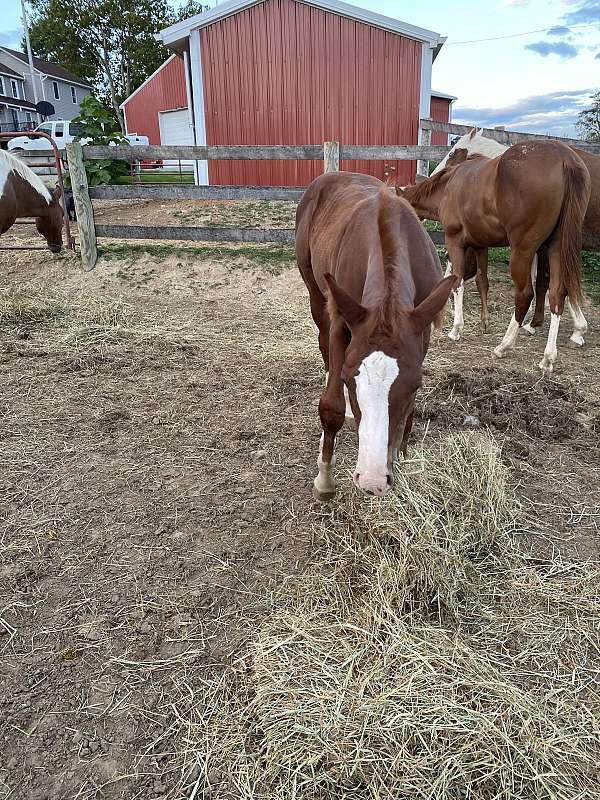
top-left (70, 139), bottom-right (448, 270)
top-left (419, 118), bottom-right (600, 153)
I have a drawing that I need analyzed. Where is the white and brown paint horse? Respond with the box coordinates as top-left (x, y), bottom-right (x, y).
top-left (296, 172), bottom-right (455, 500)
top-left (433, 128), bottom-right (600, 344)
top-left (400, 141), bottom-right (591, 374)
top-left (0, 149), bottom-right (64, 252)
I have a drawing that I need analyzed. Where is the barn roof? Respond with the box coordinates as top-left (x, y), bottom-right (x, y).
top-left (431, 89), bottom-right (457, 102)
top-left (159, 0), bottom-right (445, 56)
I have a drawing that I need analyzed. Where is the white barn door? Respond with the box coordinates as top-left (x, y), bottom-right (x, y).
top-left (158, 109), bottom-right (194, 170)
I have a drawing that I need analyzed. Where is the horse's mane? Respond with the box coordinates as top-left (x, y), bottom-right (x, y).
top-left (0, 149), bottom-right (52, 203)
top-left (374, 189), bottom-right (406, 333)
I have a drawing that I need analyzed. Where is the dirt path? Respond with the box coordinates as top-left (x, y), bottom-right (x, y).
top-left (1, 237), bottom-right (599, 799)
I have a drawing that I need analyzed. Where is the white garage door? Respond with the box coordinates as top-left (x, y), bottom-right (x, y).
top-left (159, 109), bottom-right (193, 168)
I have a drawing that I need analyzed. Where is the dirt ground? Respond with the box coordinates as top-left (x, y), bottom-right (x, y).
top-left (1, 211), bottom-right (599, 800)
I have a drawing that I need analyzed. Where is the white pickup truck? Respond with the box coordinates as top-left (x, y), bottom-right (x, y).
top-left (7, 120), bottom-right (149, 151)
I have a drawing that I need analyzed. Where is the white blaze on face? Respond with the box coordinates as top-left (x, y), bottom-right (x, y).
top-left (354, 351), bottom-right (399, 495)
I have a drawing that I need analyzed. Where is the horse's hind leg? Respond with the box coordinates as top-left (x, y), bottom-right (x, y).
top-left (523, 248), bottom-right (550, 334)
top-left (566, 298), bottom-right (587, 347)
top-left (539, 240), bottom-right (567, 375)
top-left (474, 248), bottom-right (490, 332)
top-left (494, 245), bottom-right (536, 358)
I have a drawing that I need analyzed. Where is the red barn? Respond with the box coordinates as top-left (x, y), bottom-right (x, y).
top-left (122, 0), bottom-right (450, 186)
top-left (430, 90), bottom-right (456, 145)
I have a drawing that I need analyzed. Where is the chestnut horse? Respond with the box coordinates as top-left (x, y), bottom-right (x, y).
top-left (434, 128), bottom-right (600, 340)
top-left (0, 149), bottom-right (64, 252)
top-left (399, 141), bottom-right (590, 374)
top-left (296, 172), bottom-right (455, 500)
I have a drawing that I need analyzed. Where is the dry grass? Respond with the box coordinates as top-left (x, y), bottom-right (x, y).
top-left (175, 432), bottom-right (600, 800)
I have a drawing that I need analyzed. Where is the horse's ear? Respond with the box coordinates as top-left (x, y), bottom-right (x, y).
top-left (410, 275), bottom-right (457, 333)
top-left (469, 128), bottom-right (477, 139)
top-left (52, 185), bottom-right (62, 201)
top-left (324, 273), bottom-right (367, 329)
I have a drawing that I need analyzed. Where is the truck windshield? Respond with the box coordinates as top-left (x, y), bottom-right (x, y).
top-left (69, 123), bottom-right (82, 137)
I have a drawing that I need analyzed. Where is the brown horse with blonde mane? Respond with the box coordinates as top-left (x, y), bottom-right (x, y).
top-left (399, 141), bottom-right (591, 374)
top-left (296, 172), bottom-right (455, 500)
top-left (0, 149), bottom-right (64, 252)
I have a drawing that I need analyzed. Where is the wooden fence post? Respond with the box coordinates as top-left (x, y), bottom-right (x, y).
top-left (417, 124), bottom-right (431, 178)
top-left (66, 142), bottom-right (98, 271)
top-left (323, 141), bottom-right (340, 173)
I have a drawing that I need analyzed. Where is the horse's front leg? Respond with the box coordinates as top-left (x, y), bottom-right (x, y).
top-left (444, 243), bottom-right (466, 341)
top-left (494, 245), bottom-right (536, 358)
top-left (313, 322), bottom-right (348, 502)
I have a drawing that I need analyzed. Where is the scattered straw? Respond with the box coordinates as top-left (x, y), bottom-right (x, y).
top-left (179, 431), bottom-right (600, 800)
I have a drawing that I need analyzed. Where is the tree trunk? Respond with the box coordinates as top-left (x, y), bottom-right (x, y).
top-left (100, 45), bottom-right (125, 133)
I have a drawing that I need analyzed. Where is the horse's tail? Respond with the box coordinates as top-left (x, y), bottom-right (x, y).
top-left (555, 153), bottom-right (590, 307)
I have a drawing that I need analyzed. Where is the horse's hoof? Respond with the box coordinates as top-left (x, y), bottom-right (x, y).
top-left (522, 323), bottom-right (537, 336)
top-left (569, 333), bottom-right (585, 348)
top-left (493, 345), bottom-right (507, 358)
top-left (313, 485), bottom-right (336, 503)
top-left (448, 328), bottom-right (462, 342)
top-left (538, 357), bottom-right (554, 376)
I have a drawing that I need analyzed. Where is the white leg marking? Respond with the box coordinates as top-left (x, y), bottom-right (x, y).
top-left (324, 370), bottom-right (329, 387)
top-left (566, 298), bottom-right (587, 347)
top-left (539, 312), bottom-right (561, 374)
top-left (313, 432), bottom-right (337, 497)
top-left (494, 313), bottom-right (520, 357)
top-left (343, 383), bottom-right (354, 423)
top-left (353, 351), bottom-right (398, 497)
top-left (448, 278), bottom-right (465, 341)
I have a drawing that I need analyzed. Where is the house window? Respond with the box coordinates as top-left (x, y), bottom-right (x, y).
top-left (10, 79), bottom-right (19, 99)
top-left (26, 112), bottom-right (33, 122)
top-left (0, 76), bottom-right (4, 94)
top-left (70, 86), bottom-right (77, 103)
top-left (52, 81), bottom-right (60, 100)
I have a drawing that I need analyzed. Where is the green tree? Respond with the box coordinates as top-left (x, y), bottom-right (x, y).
top-left (577, 90), bottom-right (600, 142)
top-left (65, 95), bottom-right (128, 186)
top-left (25, 0), bottom-right (208, 131)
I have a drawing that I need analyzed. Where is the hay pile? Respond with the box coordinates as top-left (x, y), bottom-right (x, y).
top-left (187, 432), bottom-right (600, 798)
top-left (187, 434), bottom-right (600, 798)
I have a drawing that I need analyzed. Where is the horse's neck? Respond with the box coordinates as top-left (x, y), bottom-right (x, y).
top-left (11, 172), bottom-right (50, 217)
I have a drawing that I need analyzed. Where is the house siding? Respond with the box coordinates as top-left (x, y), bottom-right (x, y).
top-left (0, 50), bottom-right (91, 122)
top-left (198, 0), bottom-right (423, 186)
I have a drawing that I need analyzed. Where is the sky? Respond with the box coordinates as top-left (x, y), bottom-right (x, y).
top-left (1, 0), bottom-right (598, 136)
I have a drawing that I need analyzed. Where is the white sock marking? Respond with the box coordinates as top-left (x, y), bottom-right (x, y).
top-left (494, 313), bottom-right (520, 357)
top-left (354, 351), bottom-right (398, 494)
top-left (539, 312), bottom-right (561, 374)
top-left (448, 278), bottom-right (464, 341)
top-left (565, 298), bottom-right (587, 347)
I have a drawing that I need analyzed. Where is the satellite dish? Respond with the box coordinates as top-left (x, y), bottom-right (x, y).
top-left (36, 100), bottom-right (55, 119)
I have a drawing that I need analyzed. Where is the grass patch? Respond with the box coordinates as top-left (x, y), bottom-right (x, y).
top-left (181, 432), bottom-right (600, 800)
top-left (114, 171), bottom-right (195, 185)
top-left (171, 200), bottom-right (296, 228)
top-left (97, 241), bottom-right (296, 274)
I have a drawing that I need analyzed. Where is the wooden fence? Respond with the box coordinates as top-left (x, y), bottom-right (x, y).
top-left (66, 140), bottom-right (450, 270)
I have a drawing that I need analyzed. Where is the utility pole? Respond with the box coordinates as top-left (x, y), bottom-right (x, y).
top-left (21, 0), bottom-right (38, 104)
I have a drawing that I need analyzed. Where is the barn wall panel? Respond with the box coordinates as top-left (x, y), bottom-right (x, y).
top-left (123, 56), bottom-right (188, 145)
top-left (199, 0), bottom-right (422, 185)
top-left (430, 96), bottom-right (451, 145)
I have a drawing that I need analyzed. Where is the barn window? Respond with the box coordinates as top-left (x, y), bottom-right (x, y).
top-left (70, 86), bottom-right (77, 103)
top-left (52, 81), bottom-right (60, 100)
